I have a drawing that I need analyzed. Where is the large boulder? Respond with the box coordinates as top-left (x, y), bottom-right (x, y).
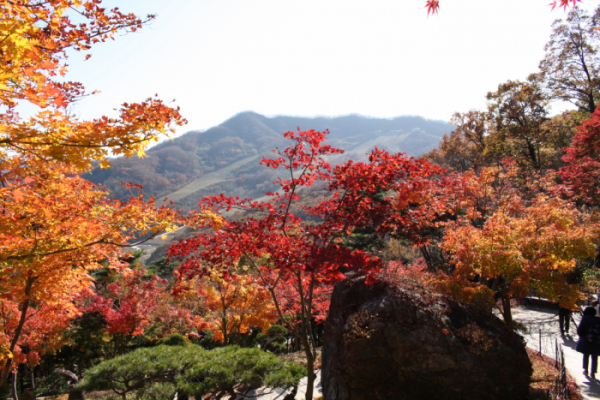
top-left (322, 275), bottom-right (532, 400)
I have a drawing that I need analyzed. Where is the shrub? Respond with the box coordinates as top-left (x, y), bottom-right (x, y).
top-left (178, 346), bottom-right (306, 398)
top-left (78, 345), bottom-right (204, 399)
top-left (156, 333), bottom-right (190, 347)
top-left (79, 344), bottom-right (306, 400)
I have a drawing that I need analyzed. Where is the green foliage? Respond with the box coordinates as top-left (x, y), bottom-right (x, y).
top-left (78, 345), bottom-right (205, 397)
top-left (65, 311), bottom-right (109, 367)
top-left (196, 330), bottom-right (222, 350)
top-left (36, 373), bottom-right (74, 397)
top-left (144, 256), bottom-right (177, 280)
top-left (257, 324), bottom-right (289, 354)
top-left (79, 344), bottom-right (306, 399)
top-left (582, 267), bottom-right (600, 293)
top-left (156, 333), bottom-right (189, 347)
top-left (178, 346), bottom-right (306, 398)
top-left (133, 382), bottom-right (177, 400)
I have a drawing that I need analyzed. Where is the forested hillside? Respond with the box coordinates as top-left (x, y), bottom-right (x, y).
top-left (84, 112), bottom-right (453, 209)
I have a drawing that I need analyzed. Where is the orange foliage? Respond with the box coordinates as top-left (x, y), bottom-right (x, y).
top-left (439, 165), bottom-right (598, 327)
top-left (0, 1), bottom-right (187, 169)
top-left (0, 159), bottom-right (186, 372)
top-left (0, 0), bottom-right (220, 384)
top-left (198, 273), bottom-right (277, 344)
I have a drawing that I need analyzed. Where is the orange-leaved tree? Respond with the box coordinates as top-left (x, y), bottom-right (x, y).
top-left (437, 165), bottom-right (598, 330)
top-left (0, 0), bottom-right (220, 386)
top-left (0, 158), bottom-right (194, 381)
top-left (0, 0), bottom-right (187, 169)
top-left (197, 272), bottom-right (278, 346)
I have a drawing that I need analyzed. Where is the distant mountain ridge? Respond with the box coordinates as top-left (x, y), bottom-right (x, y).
top-left (85, 112), bottom-right (454, 210)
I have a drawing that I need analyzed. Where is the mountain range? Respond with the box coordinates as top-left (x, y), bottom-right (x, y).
top-left (84, 111), bottom-right (454, 211)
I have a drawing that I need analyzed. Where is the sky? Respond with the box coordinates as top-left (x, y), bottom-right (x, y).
top-left (47, 0), bottom-right (600, 137)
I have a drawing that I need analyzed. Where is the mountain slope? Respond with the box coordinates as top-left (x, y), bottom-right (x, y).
top-left (84, 112), bottom-right (454, 210)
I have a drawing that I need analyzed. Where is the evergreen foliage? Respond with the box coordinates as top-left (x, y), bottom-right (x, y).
top-left (178, 346), bottom-right (306, 399)
top-left (78, 344), bottom-right (305, 399)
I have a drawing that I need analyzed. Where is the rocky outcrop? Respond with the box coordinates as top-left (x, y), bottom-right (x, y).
top-left (322, 275), bottom-right (532, 400)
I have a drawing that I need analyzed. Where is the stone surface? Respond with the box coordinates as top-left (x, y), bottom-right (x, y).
top-left (322, 275), bottom-right (532, 400)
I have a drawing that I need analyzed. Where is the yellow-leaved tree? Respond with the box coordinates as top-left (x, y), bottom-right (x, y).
top-left (0, 0), bottom-right (220, 385)
top-left (435, 165), bottom-right (598, 330)
top-left (197, 272), bottom-right (278, 346)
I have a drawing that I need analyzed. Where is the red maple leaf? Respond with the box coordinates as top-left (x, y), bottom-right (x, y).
top-left (425, 0), bottom-right (440, 16)
top-left (549, 0), bottom-right (582, 11)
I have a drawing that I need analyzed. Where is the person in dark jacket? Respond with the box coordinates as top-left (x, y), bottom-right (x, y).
top-left (559, 306), bottom-right (573, 335)
top-left (576, 306), bottom-right (600, 379)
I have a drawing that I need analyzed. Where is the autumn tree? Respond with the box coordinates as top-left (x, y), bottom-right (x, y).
top-left (0, 160), bottom-right (194, 383)
top-left (197, 272), bottom-right (278, 346)
top-left (169, 129), bottom-right (447, 400)
top-left (81, 271), bottom-right (169, 355)
top-left (538, 5), bottom-right (600, 113)
top-left (149, 280), bottom-right (205, 341)
top-left (0, 1), bottom-right (186, 167)
top-left (485, 80), bottom-right (550, 170)
top-left (425, 83), bottom-right (580, 173)
top-left (0, 0), bottom-right (222, 388)
top-left (561, 107), bottom-right (600, 204)
top-left (424, 110), bottom-right (489, 172)
top-left (437, 165), bottom-right (598, 329)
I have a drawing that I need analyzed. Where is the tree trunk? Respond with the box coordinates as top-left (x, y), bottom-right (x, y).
top-left (526, 140), bottom-right (539, 170)
top-left (501, 295), bottom-right (514, 331)
top-left (29, 366), bottom-right (34, 394)
top-left (0, 277), bottom-right (35, 388)
top-left (588, 94), bottom-right (596, 114)
top-left (12, 372), bottom-right (17, 400)
top-left (222, 318), bottom-right (228, 346)
top-left (301, 335), bottom-right (315, 400)
top-left (305, 348), bottom-right (315, 400)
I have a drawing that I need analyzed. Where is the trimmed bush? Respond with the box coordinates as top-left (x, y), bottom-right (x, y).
top-left (178, 346), bottom-right (306, 398)
top-left (79, 344), bottom-right (305, 400)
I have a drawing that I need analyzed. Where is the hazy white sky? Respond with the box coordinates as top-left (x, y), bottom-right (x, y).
top-left (56, 0), bottom-right (599, 135)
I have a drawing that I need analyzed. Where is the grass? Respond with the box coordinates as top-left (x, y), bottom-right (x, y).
top-left (158, 154), bottom-right (260, 204)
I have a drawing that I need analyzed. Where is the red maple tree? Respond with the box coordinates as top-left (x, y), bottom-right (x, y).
top-left (168, 128), bottom-right (446, 400)
top-left (560, 108), bottom-right (600, 204)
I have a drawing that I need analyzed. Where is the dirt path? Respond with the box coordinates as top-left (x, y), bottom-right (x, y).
top-left (512, 304), bottom-right (600, 400)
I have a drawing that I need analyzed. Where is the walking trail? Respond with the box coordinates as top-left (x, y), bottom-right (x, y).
top-left (231, 371), bottom-right (322, 399)
top-left (512, 304), bottom-right (600, 400)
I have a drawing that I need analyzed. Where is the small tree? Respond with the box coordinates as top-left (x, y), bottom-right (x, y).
top-left (198, 272), bottom-right (278, 345)
top-left (178, 346), bottom-right (306, 399)
top-left (78, 344), bottom-right (305, 400)
top-left (78, 345), bottom-right (203, 400)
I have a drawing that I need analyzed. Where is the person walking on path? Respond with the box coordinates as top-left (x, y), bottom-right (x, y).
top-left (559, 305), bottom-right (573, 335)
top-left (576, 306), bottom-right (600, 379)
